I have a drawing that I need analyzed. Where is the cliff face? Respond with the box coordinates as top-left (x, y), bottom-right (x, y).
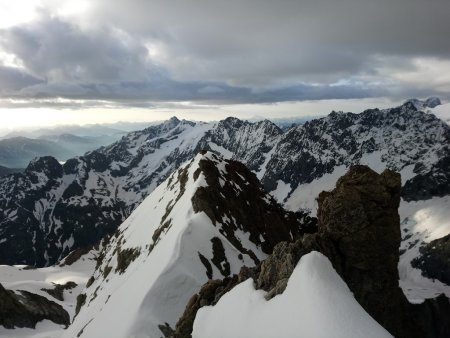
top-left (0, 283), bottom-right (69, 329)
top-left (173, 165), bottom-right (450, 338)
top-left (315, 165), bottom-right (403, 334)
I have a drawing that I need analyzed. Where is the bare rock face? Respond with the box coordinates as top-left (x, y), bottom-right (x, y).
top-left (0, 283), bottom-right (70, 329)
top-left (316, 165), bottom-right (403, 333)
top-left (191, 152), bottom-right (317, 259)
top-left (170, 277), bottom-right (237, 338)
top-left (313, 165), bottom-right (450, 338)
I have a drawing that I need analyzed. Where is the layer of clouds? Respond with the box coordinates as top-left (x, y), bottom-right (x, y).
top-left (0, 0), bottom-right (449, 108)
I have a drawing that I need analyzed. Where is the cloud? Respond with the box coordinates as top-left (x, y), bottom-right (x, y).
top-left (84, 0), bottom-right (450, 85)
top-left (0, 65), bottom-right (43, 92)
top-left (0, 0), bottom-right (449, 108)
top-left (0, 12), bottom-right (155, 83)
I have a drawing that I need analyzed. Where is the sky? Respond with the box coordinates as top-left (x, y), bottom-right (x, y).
top-left (0, 0), bottom-right (449, 128)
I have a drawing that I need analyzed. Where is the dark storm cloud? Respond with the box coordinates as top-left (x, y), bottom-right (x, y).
top-left (0, 0), bottom-right (449, 108)
top-left (5, 76), bottom-right (383, 108)
top-left (0, 65), bottom-right (43, 92)
top-left (87, 0), bottom-right (450, 84)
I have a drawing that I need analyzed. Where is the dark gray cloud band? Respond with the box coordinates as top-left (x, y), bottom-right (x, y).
top-left (0, 0), bottom-right (449, 108)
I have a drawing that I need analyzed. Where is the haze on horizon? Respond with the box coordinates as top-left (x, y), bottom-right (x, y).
top-left (0, 0), bottom-right (449, 129)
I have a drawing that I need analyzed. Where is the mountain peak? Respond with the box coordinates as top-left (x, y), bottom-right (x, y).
top-left (168, 116), bottom-right (180, 123)
top-left (404, 97), bottom-right (442, 110)
top-left (25, 156), bottom-right (63, 179)
top-left (161, 116), bottom-right (181, 130)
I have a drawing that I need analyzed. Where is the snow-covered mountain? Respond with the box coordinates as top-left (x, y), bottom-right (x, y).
top-left (62, 152), bottom-right (314, 338)
top-left (0, 126), bottom-right (450, 338)
top-left (0, 154), bottom-right (410, 338)
top-left (0, 100), bottom-right (448, 269)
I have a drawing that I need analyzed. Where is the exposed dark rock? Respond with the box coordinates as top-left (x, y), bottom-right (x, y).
top-left (172, 276), bottom-right (241, 338)
top-left (86, 276), bottom-right (95, 288)
top-left (25, 156), bottom-right (63, 179)
top-left (115, 247), bottom-right (141, 274)
top-left (60, 246), bottom-right (92, 266)
top-left (159, 322), bottom-right (175, 338)
top-left (198, 253), bottom-right (213, 279)
top-left (255, 240), bottom-right (305, 299)
top-left (316, 165), bottom-right (404, 335)
top-left (210, 237), bottom-right (231, 277)
top-left (412, 234), bottom-right (450, 285)
top-left (313, 165), bottom-right (450, 338)
top-left (42, 281), bottom-right (77, 301)
top-left (191, 155), bottom-right (317, 263)
top-left (103, 265), bottom-right (112, 279)
top-left (62, 181), bottom-right (84, 199)
top-left (425, 97), bottom-right (442, 108)
top-left (402, 153), bottom-right (450, 201)
top-left (0, 283), bottom-right (69, 329)
top-left (75, 293), bottom-right (86, 318)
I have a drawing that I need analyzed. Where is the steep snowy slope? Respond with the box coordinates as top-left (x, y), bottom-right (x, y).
top-left (64, 152), bottom-right (314, 338)
top-left (429, 102), bottom-right (450, 125)
top-left (193, 252), bottom-right (392, 338)
top-left (398, 196), bottom-right (450, 302)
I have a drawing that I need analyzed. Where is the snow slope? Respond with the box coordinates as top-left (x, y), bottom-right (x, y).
top-left (64, 153), bottom-right (279, 338)
top-left (399, 196), bottom-right (450, 302)
top-left (193, 251), bottom-right (392, 338)
top-left (0, 250), bottom-right (97, 338)
top-left (429, 102), bottom-right (450, 125)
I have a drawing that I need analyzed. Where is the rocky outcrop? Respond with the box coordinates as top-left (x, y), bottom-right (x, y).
top-left (315, 165), bottom-right (403, 334)
top-left (412, 234), bottom-right (450, 285)
top-left (0, 283), bottom-right (70, 329)
top-left (306, 166), bottom-right (450, 338)
top-left (173, 165), bottom-right (450, 338)
top-left (192, 152), bottom-right (317, 259)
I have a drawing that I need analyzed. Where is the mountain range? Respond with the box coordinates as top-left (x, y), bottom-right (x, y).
top-left (0, 98), bottom-right (449, 337)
